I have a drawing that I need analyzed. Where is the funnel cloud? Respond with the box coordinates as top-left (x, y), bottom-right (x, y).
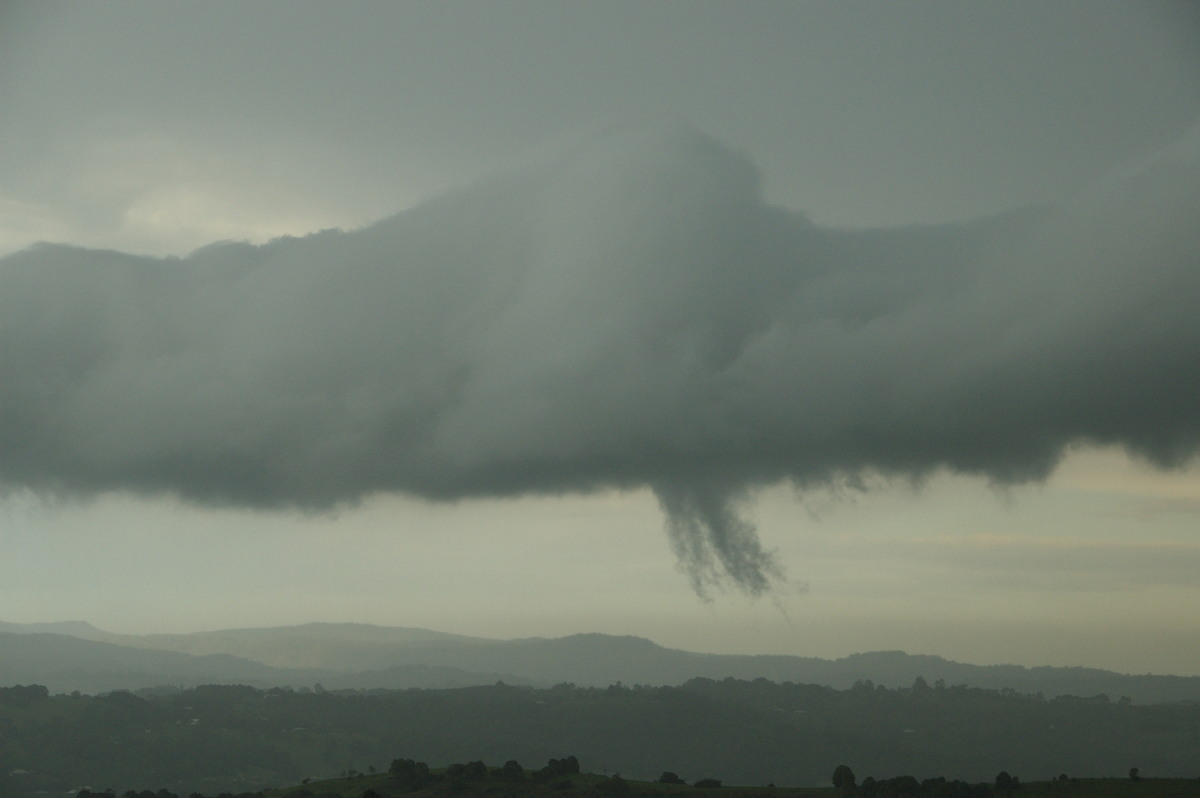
top-left (2, 124), bottom-right (1198, 594)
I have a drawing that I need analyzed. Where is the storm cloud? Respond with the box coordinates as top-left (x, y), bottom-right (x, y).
top-left (2, 124), bottom-right (1198, 594)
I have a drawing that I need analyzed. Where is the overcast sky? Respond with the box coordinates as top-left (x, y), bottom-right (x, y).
top-left (2, 1), bottom-right (1199, 676)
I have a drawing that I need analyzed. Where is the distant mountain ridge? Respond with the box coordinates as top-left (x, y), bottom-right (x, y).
top-left (101, 621), bottom-right (486, 670)
top-left (0, 630), bottom-right (317, 694)
top-left (0, 620), bottom-right (110, 639)
top-left (1, 620), bottom-right (1197, 703)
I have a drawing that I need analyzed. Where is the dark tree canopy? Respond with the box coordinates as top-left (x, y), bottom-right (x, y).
top-left (833, 764), bottom-right (857, 789)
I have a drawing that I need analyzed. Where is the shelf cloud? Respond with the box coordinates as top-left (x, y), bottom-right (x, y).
top-left (3, 124), bottom-right (1198, 595)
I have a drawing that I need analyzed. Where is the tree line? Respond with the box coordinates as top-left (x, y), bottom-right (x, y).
top-left (0, 677), bottom-right (1194, 797)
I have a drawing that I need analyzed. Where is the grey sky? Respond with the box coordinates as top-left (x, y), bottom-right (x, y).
top-left (1, 1), bottom-right (1198, 675)
top-left (3, 0), bottom-right (1198, 249)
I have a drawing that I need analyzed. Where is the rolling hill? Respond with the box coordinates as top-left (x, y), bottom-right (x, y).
top-left (2, 621), bottom-right (1198, 703)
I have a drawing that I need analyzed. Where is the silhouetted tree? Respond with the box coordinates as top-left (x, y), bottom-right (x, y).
top-left (833, 764), bottom-right (857, 793)
top-left (541, 756), bottom-right (580, 778)
top-left (0, 684), bottom-right (50, 706)
top-left (657, 772), bottom-right (685, 785)
top-left (1128, 768), bottom-right (1140, 782)
top-left (387, 758), bottom-right (429, 788)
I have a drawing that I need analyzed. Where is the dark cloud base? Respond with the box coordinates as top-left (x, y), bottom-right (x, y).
top-left (2, 125), bottom-right (1198, 594)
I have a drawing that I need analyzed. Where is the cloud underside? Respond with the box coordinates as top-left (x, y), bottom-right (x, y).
top-left (2, 125), bottom-right (1199, 595)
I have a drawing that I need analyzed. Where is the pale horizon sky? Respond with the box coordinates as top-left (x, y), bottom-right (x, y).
top-left (2, 1), bottom-right (1199, 678)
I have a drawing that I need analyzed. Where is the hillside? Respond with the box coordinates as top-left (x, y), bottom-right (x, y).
top-left (0, 632), bottom-right (313, 694)
top-left (3, 621), bottom-right (1199, 703)
top-left (0, 678), bottom-right (1196, 797)
top-left (0, 632), bottom-right (531, 694)
top-left (102, 623), bottom-right (487, 671)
